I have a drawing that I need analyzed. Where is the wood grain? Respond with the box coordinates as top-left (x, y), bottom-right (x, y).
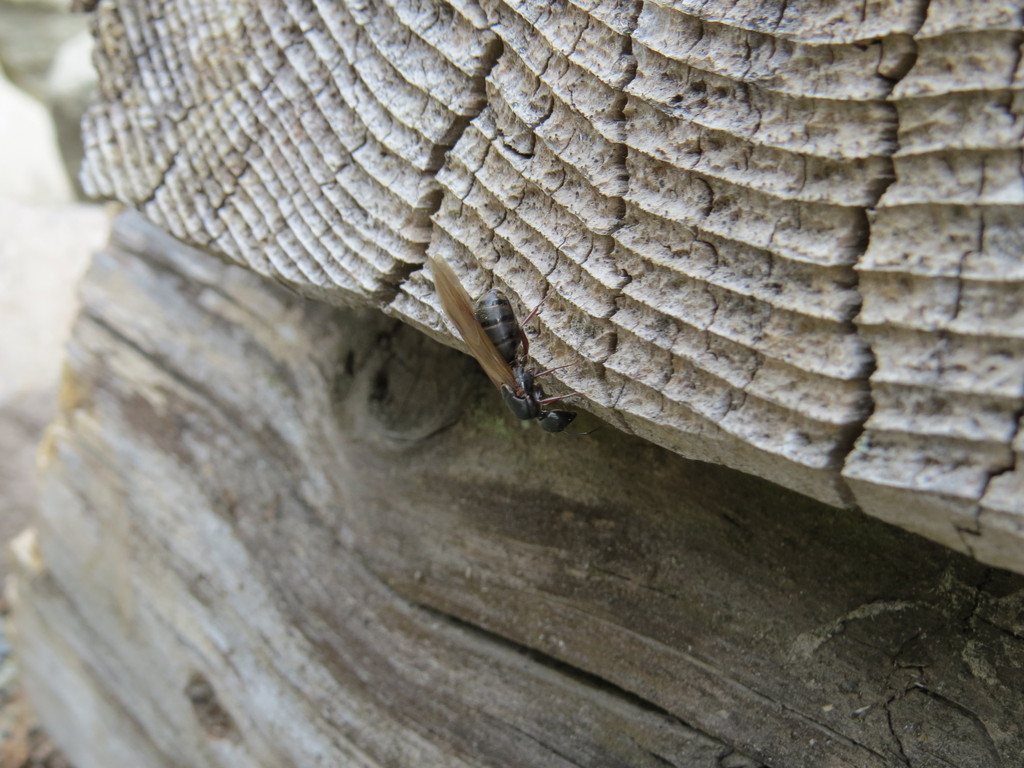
top-left (11, 211), bottom-right (1024, 767)
top-left (842, 1), bottom-right (1024, 572)
top-left (77, 3), bottom-right (1024, 566)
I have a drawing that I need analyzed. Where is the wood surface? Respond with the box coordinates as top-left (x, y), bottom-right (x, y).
top-left (10, 210), bottom-right (1024, 767)
top-left (76, 0), bottom-right (1024, 574)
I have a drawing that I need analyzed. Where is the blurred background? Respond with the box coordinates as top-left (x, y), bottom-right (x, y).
top-left (1, 1), bottom-right (110, 764)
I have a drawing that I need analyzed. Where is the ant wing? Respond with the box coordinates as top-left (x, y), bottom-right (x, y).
top-left (430, 255), bottom-right (516, 391)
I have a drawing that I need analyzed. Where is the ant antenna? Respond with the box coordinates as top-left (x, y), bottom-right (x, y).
top-left (565, 424), bottom-right (602, 437)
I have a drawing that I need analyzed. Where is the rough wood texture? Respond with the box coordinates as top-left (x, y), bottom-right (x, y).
top-left (10, 211), bottom-right (1024, 767)
top-left (79, 4), bottom-right (1024, 565)
top-left (842, 2), bottom-right (1024, 573)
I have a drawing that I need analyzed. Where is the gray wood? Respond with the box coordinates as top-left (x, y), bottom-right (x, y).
top-left (11, 211), bottom-right (1024, 767)
top-left (843, 3), bottom-right (1024, 572)
top-left (76, 0), bottom-right (1024, 574)
top-left (16, 0), bottom-right (1024, 765)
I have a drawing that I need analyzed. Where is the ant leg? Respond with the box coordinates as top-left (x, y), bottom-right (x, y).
top-left (517, 294), bottom-right (550, 359)
top-left (538, 392), bottom-right (580, 405)
top-left (534, 362), bottom-right (577, 378)
top-left (518, 325), bottom-right (530, 360)
top-left (520, 294), bottom-right (548, 328)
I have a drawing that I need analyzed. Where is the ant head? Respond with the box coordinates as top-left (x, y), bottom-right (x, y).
top-left (539, 409), bottom-right (577, 433)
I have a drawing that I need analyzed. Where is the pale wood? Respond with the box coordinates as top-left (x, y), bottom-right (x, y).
top-left (842, 1), bottom-right (1024, 572)
top-left (19, 3), bottom-right (1022, 764)
top-left (11, 210), bottom-right (1024, 768)
top-left (77, 0), bottom-right (1024, 571)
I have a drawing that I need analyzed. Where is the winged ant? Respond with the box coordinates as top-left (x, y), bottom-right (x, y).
top-left (431, 255), bottom-right (578, 432)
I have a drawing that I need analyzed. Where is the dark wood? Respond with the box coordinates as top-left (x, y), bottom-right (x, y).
top-left (12, 212), bottom-right (1024, 767)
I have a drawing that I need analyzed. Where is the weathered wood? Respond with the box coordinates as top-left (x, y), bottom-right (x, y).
top-left (10, 211), bottom-right (1024, 767)
top-left (843, 2), bottom-right (1024, 572)
top-left (77, 0), bottom-right (1024, 573)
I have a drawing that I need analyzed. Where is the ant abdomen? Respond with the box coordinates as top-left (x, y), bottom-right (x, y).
top-left (473, 289), bottom-right (521, 365)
